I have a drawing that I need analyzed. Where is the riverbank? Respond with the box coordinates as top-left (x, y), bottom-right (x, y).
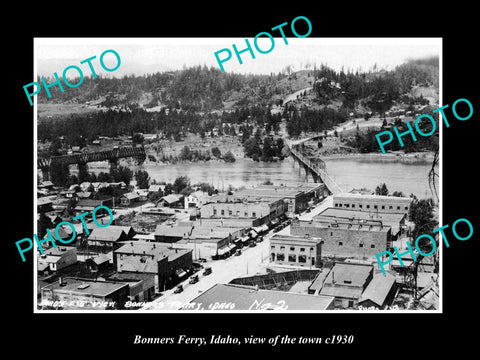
top-left (319, 151), bottom-right (435, 165)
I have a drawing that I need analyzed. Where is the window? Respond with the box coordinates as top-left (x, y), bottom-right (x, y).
top-left (339, 242), bottom-right (343, 246)
top-left (236, 210), bottom-right (240, 216)
top-left (300, 248), bottom-right (305, 252)
top-left (359, 204), bottom-right (363, 208)
top-left (367, 205), bottom-right (370, 209)
top-left (298, 255), bottom-right (307, 263)
top-left (280, 246), bottom-right (285, 250)
top-left (370, 244), bottom-right (375, 248)
top-left (288, 254), bottom-right (296, 262)
top-left (221, 209), bottom-right (225, 216)
top-left (339, 203), bottom-right (343, 207)
top-left (277, 253), bottom-right (285, 261)
top-left (271, 245), bottom-right (275, 249)
top-left (290, 247), bottom-right (295, 251)
top-left (213, 209), bottom-right (217, 216)
top-left (352, 204), bottom-right (355, 208)
top-left (359, 243), bottom-right (364, 248)
top-left (335, 203), bottom-right (338, 207)
top-left (397, 206), bottom-right (400, 210)
top-left (271, 253), bottom-right (276, 261)
top-left (381, 205), bottom-right (385, 210)
top-left (389, 206), bottom-right (393, 209)
top-left (310, 247), bottom-right (314, 251)
top-left (405, 206), bottom-right (408, 210)
top-left (244, 211), bottom-right (248, 217)
top-left (330, 232), bottom-right (333, 236)
top-left (252, 212), bottom-right (256, 217)
top-left (228, 210), bottom-right (232, 216)
top-left (374, 205), bottom-right (378, 209)
top-left (345, 203), bottom-right (350, 208)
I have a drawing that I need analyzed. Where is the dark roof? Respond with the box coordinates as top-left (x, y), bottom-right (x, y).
top-left (88, 227), bottom-right (126, 242)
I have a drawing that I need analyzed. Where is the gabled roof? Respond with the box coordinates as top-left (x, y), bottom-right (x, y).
top-left (121, 192), bottom-right (139, 200)
top-left (88, 227), bottom-right (126, 242)
top-left (161, 194), bottom-right (183, 204)
top-left (359, 272), bottom-right (396, 307)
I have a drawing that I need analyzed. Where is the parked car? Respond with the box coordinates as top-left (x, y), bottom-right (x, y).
top-left (203, 267), bottom-right (212, 276)
top-left (174, 284), bottom-right (183, 293)
top-left (235, 249), bottom-right (242, 256)
top-left (257, 236), bottom-right (264, 243)
top-left (189, 275), bottom-right (199, 284)
top-left (249, 240), bottom-right (257, 247)
top-left (192, 262), bottom-right (204, 271)
top-left (197, 258), bottom-right (207, 263)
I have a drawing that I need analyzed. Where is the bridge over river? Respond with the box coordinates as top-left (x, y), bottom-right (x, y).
top-left (38, 146), bottom-right (146, 180)
top-left (285, 138), bottom-right (343, 195)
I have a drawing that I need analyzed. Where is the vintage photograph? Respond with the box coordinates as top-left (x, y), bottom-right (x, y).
top-left (34, 37), bottom-right (441, 312)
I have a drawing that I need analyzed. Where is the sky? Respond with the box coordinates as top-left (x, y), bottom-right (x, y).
top-left (35, 38), bottom-right (441, 78)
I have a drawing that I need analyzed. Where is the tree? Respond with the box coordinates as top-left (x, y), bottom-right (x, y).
top-left (110, 165), bottom-right (133, 185)
top-left (50, 162), bottom-right (70, 187)
top-left (132, 133), bottom-right (144, 145)
top-left (409, 198), bottom-right (437, 252)
top-left (375, 183), bottom-right (389, 196)
top-left (317, 141), bottom-right (323, 149)
top-left (135, 170), bottom-right (150, 189)
top-left (173, 176), bottom-right (190, 194)
top-left (243, 137), bottom-right (261, 159)
top-left (38, 212), bottom-right (54, 239)
top-left (211, 146), bottom-right (222, 158)
top-left (223, 151), bottom-right (236, 163)
top-left (392, 191), bottom-right (404, 197)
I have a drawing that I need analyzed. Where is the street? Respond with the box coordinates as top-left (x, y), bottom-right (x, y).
top-left (141, 195), bottom-right (334, 311)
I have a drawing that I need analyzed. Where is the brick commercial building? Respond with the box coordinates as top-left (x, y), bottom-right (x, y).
top-left (291, 217), bottom-right (391, 261)
top-left (315, 207), bottom-right (407, 238)
top-left (200, 194), bottom-right (286, 227)
top-left (332, 193), bottom-right (413, 216)
top-left (270, 234), bottom-right (322, 268)
top-left (114, 241), bottom-right (192, 290)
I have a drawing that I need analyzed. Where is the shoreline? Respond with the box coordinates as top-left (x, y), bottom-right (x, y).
top-left (319, 151), bottom-right (435, 165)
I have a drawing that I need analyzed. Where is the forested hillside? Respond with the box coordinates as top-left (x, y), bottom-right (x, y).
top-left (37, 56), bottom-right (439, 153)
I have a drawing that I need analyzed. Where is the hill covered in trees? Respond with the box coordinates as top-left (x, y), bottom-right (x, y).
top-left (37, 57), bottom-right (439, 153)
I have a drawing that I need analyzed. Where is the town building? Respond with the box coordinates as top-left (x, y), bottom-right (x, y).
top-left (184, 283), bottom-right (335, 311)
top-left (107, 272), bottom-right (155, 303)
top-left (315, 207), bottom-right (407, 238)
top-left (87, 226), bottom-right (129, 251)
top-left (291, 216), bottom-right (391, 261)
top-left (200, 193), bottom-right (285, 227)
top-left (114, 241), bottom-right (193, 290)
top-left (358, 272), bottom-right (397, 309)
top-left (38, 246), bottom-right (78, 273)
top-left (238, 183), bottom-right (328, 216)
top-left (74, 198), bottom-right (113, 216)
top-left (314, 263), bottom-right (374, 309)
top-left (40, 277), bottom-right (129, 310)
top-left (156, 194), bottom-right (184, 208)
top-left (269, 234), bottom-right (322, 268)
top-left (332, 193), bottom-right (413, 216)
top-left (120, 192), bottom-right (140, 206)
top-left (37, 197), bottom-right (53, 213)
top-left (85, 254), bottom-right (111, 272)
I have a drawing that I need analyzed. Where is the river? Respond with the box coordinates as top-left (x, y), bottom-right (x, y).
top-left (136, 156), bottom-right (435, 199)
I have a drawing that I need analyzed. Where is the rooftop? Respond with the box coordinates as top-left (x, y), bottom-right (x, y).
top-left (270, 234), bottom-right (322, 246)
top-left (186, 283), bottom-right (334, 311)
top-left (359, 272), bottom-right (396, 306)
top-left (88, 226), bottom-right (126, 242)
top-left (41, 277), bottom-right (128, 297)
top-left (319, 263), bottom-right (373, 299)
top-left (296, 218), bottom-right (391, 233)
top-left (334, 192), bottom-right (413, 203)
